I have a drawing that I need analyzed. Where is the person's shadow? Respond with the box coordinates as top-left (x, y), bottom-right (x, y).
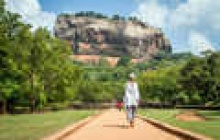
top-left (103, 124), bottom-right (129, 129)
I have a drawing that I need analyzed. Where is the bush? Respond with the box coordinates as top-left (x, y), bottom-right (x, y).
top-left (12, 106), bottom-right (30, 114)
top-left (49, 103), bottom-right (68, 111)
top-left (117, 56), bottom-right (131, 66)
top-left (175, 92), bottom-right (189, 105)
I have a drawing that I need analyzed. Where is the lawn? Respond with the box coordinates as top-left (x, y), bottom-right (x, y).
top-left (0, 110), bottom-right (97, 140)
top-left (138, 109), bottom-right (220, 140)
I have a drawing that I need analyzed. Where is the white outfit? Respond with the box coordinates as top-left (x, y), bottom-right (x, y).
top-left (123, 81), bottom-right (140, 123)
top-left (123, 82), bottom-right (140, 107)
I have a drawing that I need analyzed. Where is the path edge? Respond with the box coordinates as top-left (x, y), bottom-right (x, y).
top-left (137, 115), bottom-right (213, 140)
top-left (42, 110), bottom-right (106, 140)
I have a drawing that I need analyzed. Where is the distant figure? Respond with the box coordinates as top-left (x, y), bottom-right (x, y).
top-left (116, 100), bottom-right (123, 111)
top-left (123, 73), bottom-right (140, 128)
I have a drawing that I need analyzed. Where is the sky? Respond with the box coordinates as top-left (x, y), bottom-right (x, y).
top-left (5, 0), bottom-right (220, 54)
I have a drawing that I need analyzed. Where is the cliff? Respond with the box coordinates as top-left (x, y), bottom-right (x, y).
top-left (54, 15), bottom-right (172, 61)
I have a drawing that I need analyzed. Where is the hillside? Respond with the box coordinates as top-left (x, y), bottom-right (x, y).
top-left (54, 13), bottom-right (172, 64)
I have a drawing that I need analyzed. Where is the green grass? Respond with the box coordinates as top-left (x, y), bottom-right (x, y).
top-left (199, 110), bottom-right (220, 120)
top-left (0, 110), bottom-right (97, 140)
top-left (139, 109), bottom-right (220, 140)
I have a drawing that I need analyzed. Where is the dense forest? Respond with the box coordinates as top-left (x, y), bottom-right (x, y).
top-left (0, 1), bottom-right (220, 114)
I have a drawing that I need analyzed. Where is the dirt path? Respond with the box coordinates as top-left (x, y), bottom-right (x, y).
top-left (63, 109), bottom-right (182, 140)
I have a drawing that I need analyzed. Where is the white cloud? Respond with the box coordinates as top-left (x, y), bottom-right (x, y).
top-left (131, 0), bottom-right (169, 28)
top-left (131, 0), bottom-right (219, 54)
top-left (189, 31), bottom-right (215, 55)
top-left (5, 0), bottom-right (40, 16)
top-left (170, 0), bottom-right (220, 29)
top-left (5, 0), bottom-right (56, 32)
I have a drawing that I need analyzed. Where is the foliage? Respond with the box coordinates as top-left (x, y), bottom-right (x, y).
top-left (74, 11), bottom-right (108, 19)
top-left (1, 0), bottom-right (220, 114)
top-left (138, 66), bottom-right (181, 104)
top-left (60, 11), bottom-right (144, 24)
top-left (0, 3), bottom-right (83, 113)
top-left (111, 14), bottom-right (125, 21)
top-left (137, 51), bottom-right (220, 105)
top-left (117, 56), bottom-right (131, 66)
top-left (179, 52), bottom-right (220, 105)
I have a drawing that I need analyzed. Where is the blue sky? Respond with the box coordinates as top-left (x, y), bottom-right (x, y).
top-left (38, 0), bottom-right (187, 16)
top-left (39, 0), bottom-right (138, 16)
top-left (39, 0), bottom-right (186, 16)
top-left (5, 0), bottom-right (220, 54)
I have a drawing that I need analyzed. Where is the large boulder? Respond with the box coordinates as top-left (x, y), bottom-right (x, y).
top-left (55, 15), bottom-right (172, 59)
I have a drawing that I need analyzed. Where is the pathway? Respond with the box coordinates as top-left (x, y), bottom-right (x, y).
top-left (63, 109), bottom-right (181, 140)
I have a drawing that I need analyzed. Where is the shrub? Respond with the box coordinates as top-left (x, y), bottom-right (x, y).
top-left (12, 106), bottom-right (30, 114)
top-left (49, 103), bottom-right (68, 111)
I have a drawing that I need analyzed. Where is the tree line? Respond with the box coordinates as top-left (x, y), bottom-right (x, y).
top-left (60, 11), bottom-right (143, 23)
top-left (0, 1), bottom-right (83, 113)
top-left (0, 2), bottom-right (131, 114)
top-left (138, 51), bottom-right (220, 106)
top-left (1, 0), bottom-right (219, 114)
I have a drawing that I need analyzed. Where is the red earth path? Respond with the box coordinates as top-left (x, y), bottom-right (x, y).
top-left (63, 109), bottom-right (181, 140)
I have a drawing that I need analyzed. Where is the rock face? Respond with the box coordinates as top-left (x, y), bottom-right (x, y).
top-left (55, 15), bottom-right (172, 60)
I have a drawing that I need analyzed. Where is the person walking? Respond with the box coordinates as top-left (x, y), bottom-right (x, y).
top-left (116, 100), bottom-right (123, 111)
top-left (123, 72), bottom-right (140, 128)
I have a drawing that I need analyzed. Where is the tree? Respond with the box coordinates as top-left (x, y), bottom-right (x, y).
top-left (117, 56), bottom-right (131, 66)
top-left (207, 52), bottom-right (220, 104)
top-left (0, 77), bottom-right (19, 113)
top-left (0, 1), bottom-right (28, 113)
top-left (112, 14), bottom-right (120, 20)
top-left (128, 16), bottom-right (138, 21)
top-left (179, 57), bottom-right (209, 104)
top-left (98, 57), bottom-right (110, 67)
top-left (0, 1), bottom-right (89, 113)
top-left (138, 66), bottom-right (181, 104)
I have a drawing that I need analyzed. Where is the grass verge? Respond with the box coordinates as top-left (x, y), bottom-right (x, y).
top-left (0, 110), bottom-right (97, 140)
top-left (139, 109), bottom-right (220, 140)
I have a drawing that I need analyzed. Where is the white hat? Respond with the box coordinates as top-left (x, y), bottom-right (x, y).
top-left (129, 72), bottom-right (136, 79)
